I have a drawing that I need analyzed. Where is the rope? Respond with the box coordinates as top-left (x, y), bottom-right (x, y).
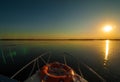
top-left (64, 52), bottom-right (83, 77)
top-left (29, 60), bottom-right (36, 77)
top-left (78, 63), bottom-right (84, 78)
top-left (64, 52), bottom-right (106, 81)
top-left (47, 54), bottom-right (51, 64)
top-left (63, 55), bottom-right (67, 65)
top-left (40, 57), bottom-right (47, 64)
top-left (11, 52), bottom-right (49, 79)
top-left (82, 63), bottom-right (106, 82)
top-left (37, 59), bottom-right (40, 70)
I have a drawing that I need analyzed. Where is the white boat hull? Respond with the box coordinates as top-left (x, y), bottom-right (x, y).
top-left (24, 71), bottom-right (88, 82)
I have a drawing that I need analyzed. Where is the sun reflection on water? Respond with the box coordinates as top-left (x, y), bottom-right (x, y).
top-left (104, 40), bottom-right (109, 66)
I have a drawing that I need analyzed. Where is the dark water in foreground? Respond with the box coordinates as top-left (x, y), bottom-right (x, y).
top-left (0, 40), bottom-right (120, 82)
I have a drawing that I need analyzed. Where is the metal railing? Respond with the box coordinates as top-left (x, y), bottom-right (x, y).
top-left (11, 52), bottom-right (49, 79)
top-left (11, 52), bottom-right (106, 82)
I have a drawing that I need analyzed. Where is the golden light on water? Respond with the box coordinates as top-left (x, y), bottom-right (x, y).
top-left (104, 40), bottom-right (109, 66)
top-left (105, 40), bottom-right (109, 60)
top-left (103, 25), bottom-right (112, 32)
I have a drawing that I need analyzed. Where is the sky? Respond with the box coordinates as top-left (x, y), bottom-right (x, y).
top-left (0, 0), bottom-right (120, 39)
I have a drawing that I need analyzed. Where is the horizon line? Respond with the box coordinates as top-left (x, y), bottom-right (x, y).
top-left (1, 38), bottom-right (120, 41)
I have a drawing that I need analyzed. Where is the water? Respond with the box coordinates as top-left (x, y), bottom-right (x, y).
top-left (0, 40), bottom-right (120, 82)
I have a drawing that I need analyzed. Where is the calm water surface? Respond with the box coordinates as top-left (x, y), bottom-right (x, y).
top-left (0, 40), bottom-right (120, 82)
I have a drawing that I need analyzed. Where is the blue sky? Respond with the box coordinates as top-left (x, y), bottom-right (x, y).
top-left (0, 0), bottom-right (120, 39)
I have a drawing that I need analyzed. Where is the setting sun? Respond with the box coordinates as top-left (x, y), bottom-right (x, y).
top-left (103, 25), bottom-right (112, 32)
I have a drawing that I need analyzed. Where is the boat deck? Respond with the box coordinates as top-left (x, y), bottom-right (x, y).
top-left (24, 71), bottom-right (41, 82)
top-left (24, 71), bottom-right (88, 82)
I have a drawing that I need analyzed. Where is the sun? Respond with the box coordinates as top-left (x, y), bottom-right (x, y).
top-left (103, 25), bottom-right (112, 32)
